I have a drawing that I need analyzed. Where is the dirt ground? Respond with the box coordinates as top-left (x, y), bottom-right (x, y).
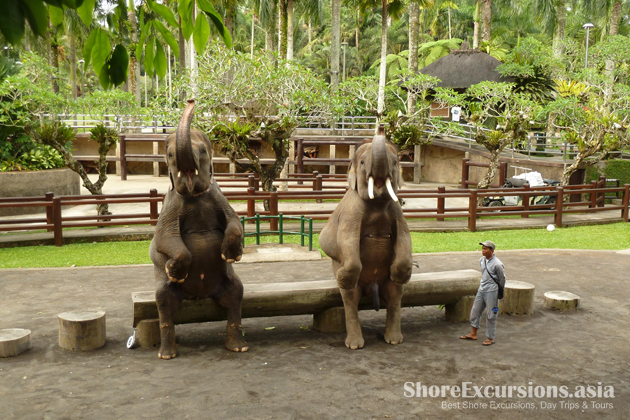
top-left (0, 249), bottom-right (629, 420)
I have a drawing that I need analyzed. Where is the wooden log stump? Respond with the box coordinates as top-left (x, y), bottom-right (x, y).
top-left (445, 296), bottom-right (475, 322)
top-left (58, 310), bottom-right (106, 351)
top-left (137, 319), bottom-right (161, 347)
top-left (0, 329), bottom-right (32, 358)
top-left (312, 307), bottom-right (346, 333)
top-left (543, 291), bottom-right (580, 311)
top-left (499, 281), bottom-right (535, 316)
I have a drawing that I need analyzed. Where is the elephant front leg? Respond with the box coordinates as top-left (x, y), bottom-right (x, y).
top-left (340, 286), bottom-right (364, 350)
top-left (156, 283), bottom-right (181, 359)
top-left (383, 281), bottom-right (404, 345)
top-left (215, 273), bottom-right (249, 352)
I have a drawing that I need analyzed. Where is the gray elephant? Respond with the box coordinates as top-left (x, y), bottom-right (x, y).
top-left (149, 99), bottom-right (248, 359)
top-left (319, 126), bottom-right (412, 349)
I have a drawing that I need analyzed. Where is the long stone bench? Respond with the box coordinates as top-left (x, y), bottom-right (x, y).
top-left (130, 269), bottom-right (480, 347)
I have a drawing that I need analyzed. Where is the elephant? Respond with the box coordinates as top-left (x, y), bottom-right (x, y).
top-left (319, 126), bottom-right (412, 349)
top-left (149, 99), bottom-right (248, 359)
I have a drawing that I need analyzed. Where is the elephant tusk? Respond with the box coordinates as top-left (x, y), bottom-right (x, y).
top-left (386, 178), bottom-right (398, 201)
top-left (368, 176), bottom-right (375, 199)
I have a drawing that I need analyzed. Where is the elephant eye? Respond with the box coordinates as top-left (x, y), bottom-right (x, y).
top-left (168, 153), bottom-right (173, 158)
top-left (200, 149), bottom-right (207, 155)
top-left (360, 160), bottom-right (364, 165)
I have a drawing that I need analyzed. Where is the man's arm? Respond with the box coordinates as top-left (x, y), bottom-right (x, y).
top-left (494, 262), bottom-right (506, 288)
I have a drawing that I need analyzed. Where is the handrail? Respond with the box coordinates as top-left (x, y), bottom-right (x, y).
top-left (240, 213), bottom-right (314, 251)
top-left (1, 183), bottom-right (628, 246)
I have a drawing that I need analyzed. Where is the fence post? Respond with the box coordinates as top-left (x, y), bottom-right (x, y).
top-left (315, 175), bottom-right (323, 203)
top-left (247, 187), bottom-right (255, 224)
top-left (300, 215), bottom-right (305, 247)
top-left (119, 135), bottom-right (127, 181)
top-left (590, 180), bottom-right (597, 208)
top-left (248, 174), bottom-right (256, 190)
top-left (598, 175), bottom-right (606, 207)
top-left (499, 162), bottom-right (508, 186)
top-left (468, 189), bottom-right (477, 232)
top-left (461, 158), bottom-right (469, 189)
top-left (149, 189), bottom-right (159, 225)
top-left (309, 218), bottom-right (313, 251)
top-left (270, 191), bottom-right (279, 231)
top-left (297, 138), bottom-right (304, 182)
top-left (622, 184), bottom-right (629, 222)
top-left (522, 183), bottom-right (530, 218)
top-left (554, 187), bottom-right (564, 227)
top-left (241, 217), bottom-right (246, 248)
top-left (278, 213), bottom-right (284, 244)
top-left (45, 192), bottom-right (54, 232)
top-left (437, 186), bottom-right (445, 221)
top-left (53, 197), bottom-right (63, 247)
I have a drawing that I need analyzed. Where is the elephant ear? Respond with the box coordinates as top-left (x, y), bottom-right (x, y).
top-left (348, 160), bottom-right (357, 190)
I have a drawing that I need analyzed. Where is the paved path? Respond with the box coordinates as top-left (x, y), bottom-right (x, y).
top-left (1, 250), bottom-right (629, 419)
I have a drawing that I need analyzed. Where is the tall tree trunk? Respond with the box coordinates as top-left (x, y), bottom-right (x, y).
top-left (355, 25), bottom-right (359, 50)
top-left (279, 0), bottom-right (287, 56)
top-left (128, 0), bottom-right (141, 104)
top-left (49, 20), bottom-right (60, 94)
top-left (481, 0), bottom-right (492, 43)
top-left (308, 18), bottom-right (312, 52)
top-left (605, 1), bottom-right (623, 80)
top-left (25, 28), bottom-right (31, 52)
top-left (331, 0), bottom-right (341, 89)
top-left (408, 2), bottom-right (419, 114)
top-left (552, 0), bottom-right (565, 58)
top-left (70, 32), bottom-right (77, 100)
top-left (178, 18), bottom-right (186, 71)
top-left (376, 0), bottom-right (388, 116)
top-left (287, 0), bottom-right (294, 61)
top-left (225, 4), bottom-right (235, 39)
top-left (472, 1), bottom-right (480, 48)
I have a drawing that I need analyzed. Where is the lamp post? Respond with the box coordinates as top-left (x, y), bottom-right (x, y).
top-left (583, 23), bottom-right (594, 68)
top-left (341, 41), bottom-right (348, 82)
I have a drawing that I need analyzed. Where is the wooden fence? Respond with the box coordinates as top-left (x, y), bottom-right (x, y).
top-left (1, 182), bottom-right (628, 247)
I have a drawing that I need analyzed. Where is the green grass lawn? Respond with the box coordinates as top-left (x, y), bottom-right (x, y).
top-left (0, 223), bottom-right (629, 269)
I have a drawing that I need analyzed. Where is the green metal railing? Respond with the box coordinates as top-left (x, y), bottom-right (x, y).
top-left (240, 213), bottom-right (314, 251)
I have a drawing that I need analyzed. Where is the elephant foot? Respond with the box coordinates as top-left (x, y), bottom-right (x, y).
top-left (384, 330), bottom-right (404, 345)
top-left (345, 334), bottom-right (365, 350)
top-left (158, 343), bottom-right (178, 360)
top-left (226, 324), bottom-right (249, 352)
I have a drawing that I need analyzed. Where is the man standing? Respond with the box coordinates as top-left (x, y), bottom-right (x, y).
top-left (460, 240), bottom-right (505, 346)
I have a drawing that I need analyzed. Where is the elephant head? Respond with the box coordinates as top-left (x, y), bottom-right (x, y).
top-left (348, 125), bottom-right (401, 202)
top-left (165, 99), bottom-right (213, 196)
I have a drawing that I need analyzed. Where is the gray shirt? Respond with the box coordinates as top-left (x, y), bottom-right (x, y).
top-left (479, 255), bottom-right (505, 292)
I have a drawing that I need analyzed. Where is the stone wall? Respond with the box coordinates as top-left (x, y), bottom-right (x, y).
top-left (0, 168), bottom-right (80, 216)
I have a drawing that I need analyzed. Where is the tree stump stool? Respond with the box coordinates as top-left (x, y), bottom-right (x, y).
top-left (58, 310), bottom-right (106, 351)
top-left (499, 281), bottom-right (535, 316)
top-left (445, 295), bottom-right (476, 322)
top-left (0, 329), bottom-right (32, 358)
top-left (136, 319), bottom-right (161, 347)
top-left (312, 307), bottom-right (346, 333)
top-left (543, 291), bottom-right (580, 311)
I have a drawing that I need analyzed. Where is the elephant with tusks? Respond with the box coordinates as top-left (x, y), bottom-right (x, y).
top-left (319, 125), bottom-right (413, 349)
top-left (149, 99), bottom-right (248, 359)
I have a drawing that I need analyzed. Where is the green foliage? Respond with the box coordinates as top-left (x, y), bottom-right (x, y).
top-left (602, 160), bottom-right (630, 186)
top-left (498, 38), bottom-right (559, 103)
top-left (89, 124), bottom-right (118, 156)
top-left (17, 145), bottom-right (66, 171)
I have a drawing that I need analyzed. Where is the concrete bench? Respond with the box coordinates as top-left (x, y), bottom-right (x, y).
top-left (130, 269), bottom-right (481, 347)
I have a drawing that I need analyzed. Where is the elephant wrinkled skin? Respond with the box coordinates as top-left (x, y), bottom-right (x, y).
top-left (319, 127), bottom-right (413, 349)
top-left (149, 100), bottom-right (248, 359)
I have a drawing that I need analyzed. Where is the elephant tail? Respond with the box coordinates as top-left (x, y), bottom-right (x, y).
top-left (371, 283), bottom-right (380, 312)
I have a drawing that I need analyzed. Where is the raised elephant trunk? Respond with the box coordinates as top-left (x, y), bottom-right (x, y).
top-left (176, 99), bottom-right (198, 176)
top-left (369, 131), bottom-right (397, 201)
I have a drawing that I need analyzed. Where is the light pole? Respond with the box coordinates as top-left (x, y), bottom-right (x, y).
top-left (583, 23), bottom-right (594, 68)
top-left (341, 41), bottom-right (348, 82)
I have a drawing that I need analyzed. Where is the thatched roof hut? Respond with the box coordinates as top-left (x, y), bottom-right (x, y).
top-left (419, 49), bottom-right (514, 90)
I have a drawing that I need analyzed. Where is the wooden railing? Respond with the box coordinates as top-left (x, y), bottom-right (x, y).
top-left (1, 183), bottom-right (628, 247)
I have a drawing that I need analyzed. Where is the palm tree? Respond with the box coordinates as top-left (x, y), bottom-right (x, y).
top-left (481, 0), bottom-right (492, 42)
top-left (408, 0), bottom-right (433, 113)
top-left (331, 0), bottom-right (341, 88)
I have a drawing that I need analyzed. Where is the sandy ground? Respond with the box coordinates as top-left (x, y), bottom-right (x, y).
top-left (0, 249), bottom-right (629, 419)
